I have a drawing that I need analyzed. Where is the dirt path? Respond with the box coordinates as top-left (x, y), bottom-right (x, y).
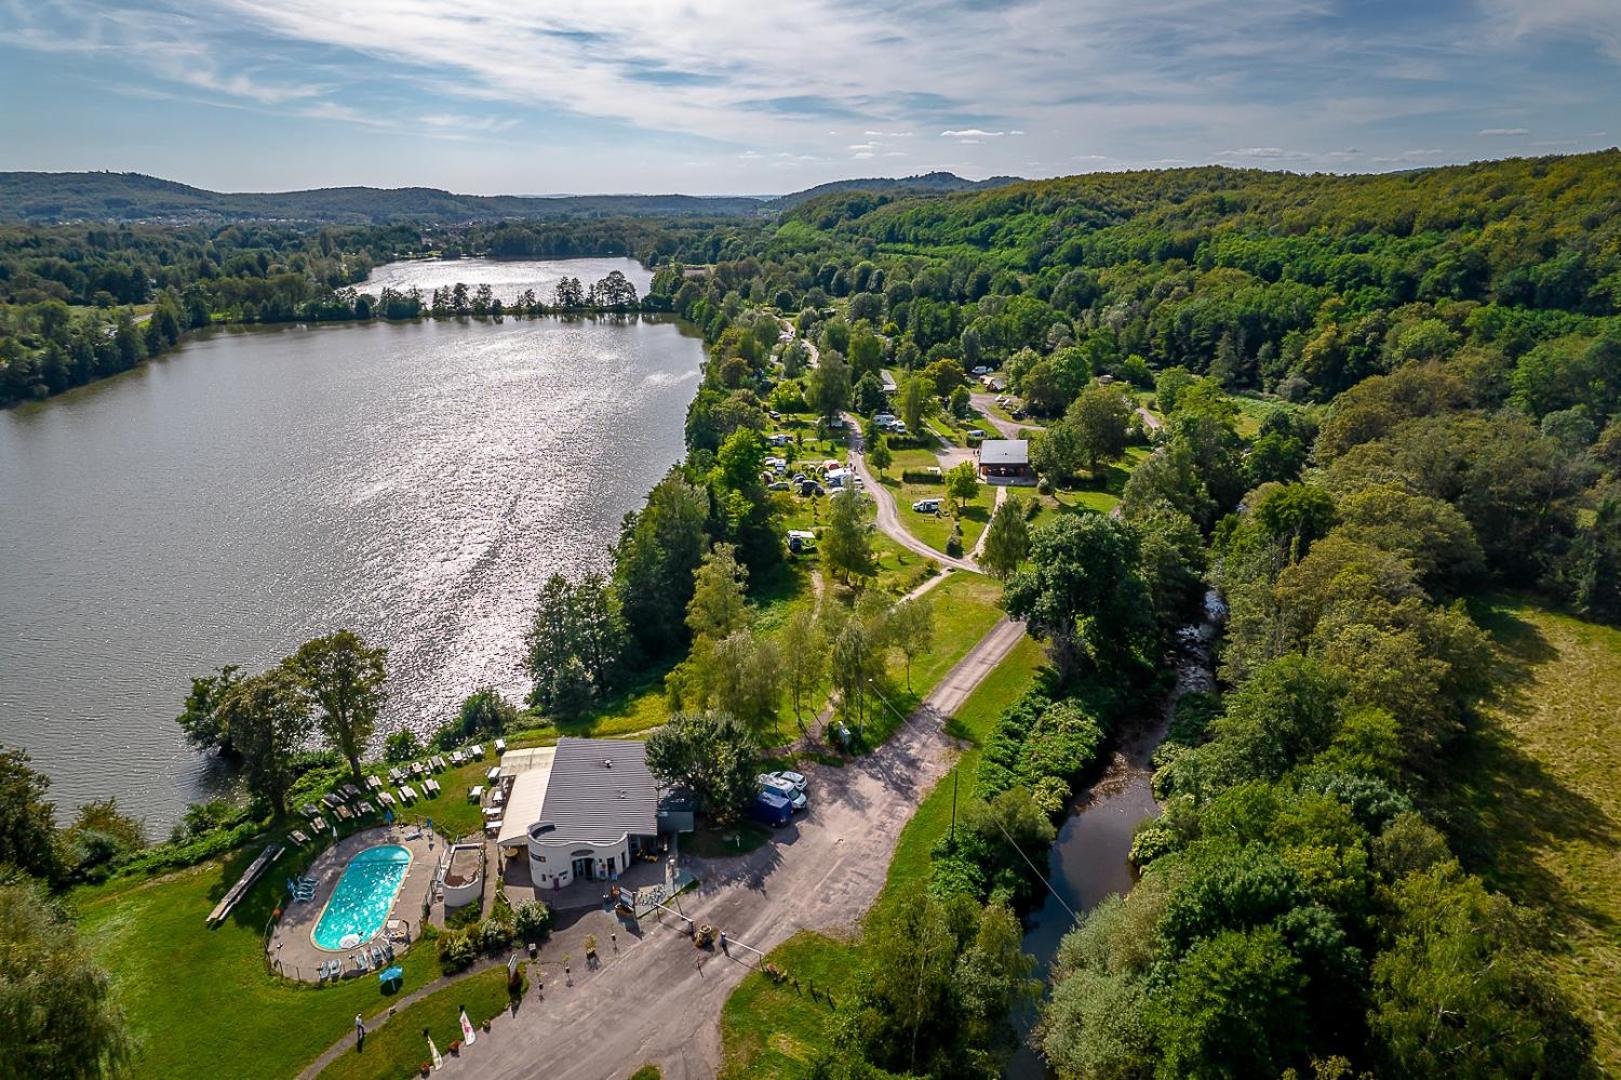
top-left (410, 616), bottom-right (1028, 1080)
top-left (970, 392), bottom-right (1041, 439)
top-left (842, 413), bottom-right (980, 574)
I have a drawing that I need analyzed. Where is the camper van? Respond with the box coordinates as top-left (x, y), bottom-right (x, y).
top-left (912, 498), bottom-right (942, 514)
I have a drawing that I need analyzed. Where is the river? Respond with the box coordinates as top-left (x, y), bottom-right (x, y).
top-left (1006, 593), bottom-right (1223, 1078)
top-left (0, 258), bottom-right (704, 829)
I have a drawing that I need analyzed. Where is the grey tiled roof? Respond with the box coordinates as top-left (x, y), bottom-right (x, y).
top-left (533, 737), bottom-right (659, 846)
top-left (978, 439), bottom-right (1029, 465)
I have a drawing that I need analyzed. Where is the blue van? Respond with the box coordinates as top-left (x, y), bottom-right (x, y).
top-left (749, 791), bottom-right (793, 827)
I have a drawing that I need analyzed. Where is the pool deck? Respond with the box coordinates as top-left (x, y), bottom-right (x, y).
top-left (267, 825), bottom-right (442, 984)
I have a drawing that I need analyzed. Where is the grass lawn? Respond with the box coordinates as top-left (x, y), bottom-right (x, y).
top-left (859, 573), bottom-right (1006, 747)
top-left (77, 854), bottom-right (442, 1080)
top-left (869, 531), bottom-right (941, 596)
top-left (875, 634), bottom-right (1047, 919)
top-left (719, 931), bottom-right (860, 1080)
top-left (318, 964), bottom-right (516, 1080)
top-left (886, 477), bottom-right (993, 554)
top-left (1450, 597), bottom-right (1621, 1072)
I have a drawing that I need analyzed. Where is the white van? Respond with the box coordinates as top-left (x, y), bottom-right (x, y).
top-left (912, 498), bottom-right (942, 513)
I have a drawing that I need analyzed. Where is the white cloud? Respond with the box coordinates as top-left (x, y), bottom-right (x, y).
top-left (847, 142), bottom-right (876, 150)
top-left (941, 128), bottom-right (1005, 138)
top-left (1479, 127), bottom-right (1529, 136)
top-left (852, 151), bottom-right (874, 159)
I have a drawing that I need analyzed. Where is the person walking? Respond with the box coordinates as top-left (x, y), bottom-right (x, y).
top-left (354, 1013), bottom-right (365, 1047)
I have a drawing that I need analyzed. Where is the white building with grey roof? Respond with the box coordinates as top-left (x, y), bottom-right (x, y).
top-left (496, 737), bottom-right (662, 891)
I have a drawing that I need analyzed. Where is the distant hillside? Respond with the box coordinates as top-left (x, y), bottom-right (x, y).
top-left (0, 172), bottom-right (768, 224)
top-left (0, 170), bottom-right (1025, 225)
top-left (764, 171), bottom-right (1021, 209)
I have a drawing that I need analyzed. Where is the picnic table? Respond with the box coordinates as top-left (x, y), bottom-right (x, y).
top-left (301, 803), bottom-right (319, 819)
top-left (366, 775), bottom-right (383, 790)
top-left (311, 816), bottom-right (328, 832)
top-left (468, 785), bottom-right (484, 802)
top-left (400, 785), bottom-right (419, 802)
top-left (423, 778), bottom-right (440, 796)
top-left (290, 830), bottom-right (310, 845)
top-left (494, 738), bottom-right (507, 753)
top-left (334, 804), bottom-right (353, 822)
top-left (431, 755), bottom-right (447, 771)
top-left (377, 791), bottom-right (396, 807)
top-left (322, 793), bottom-right (343, 809)
top-left (357, 800), bottom-right (374, 815)
top-left (450, 750), bottom-right (464, 766)
top-left (482, 806), bottom-right (502, 819)
top-left (486, 766), bottom-right (501, 783)
top-left (469, 744), bottom-right (484, 759)
top-left (410, 762), bottom-right (425, 777)
top-left (388, 768), bottom-right (405, 785)
top-left (341, 783), bottom-right (362, 798)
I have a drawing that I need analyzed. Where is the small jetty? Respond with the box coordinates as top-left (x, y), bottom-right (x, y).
top-left (207, 843), bottom-right (283, 927)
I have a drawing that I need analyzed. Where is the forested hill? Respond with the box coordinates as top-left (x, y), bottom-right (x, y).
top-left (0, 169), bottom-right (1020, 224)
top-left (0, 172), bottom-right (769, 224)
top-left (764, 170), bottom-right (1022, 209)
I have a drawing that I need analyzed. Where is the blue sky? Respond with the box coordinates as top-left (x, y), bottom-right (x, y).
top-left (1, 0), bottom-right (1617, 195)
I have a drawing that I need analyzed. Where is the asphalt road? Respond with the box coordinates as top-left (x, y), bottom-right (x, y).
top-left (434, 616), bottom-right (1028, 1080)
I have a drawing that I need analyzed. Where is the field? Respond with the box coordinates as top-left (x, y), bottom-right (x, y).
top-left (718, 632), bottom-right (1048, 1078)
top-left (317, 965), bottom-right (515, 1080)
top-left (77, 853), bottom-right (440, 1080)
top-left (1451, 598), bottom-right (1621, 1071)
top-left (887, 476), bottom-right (994, 554)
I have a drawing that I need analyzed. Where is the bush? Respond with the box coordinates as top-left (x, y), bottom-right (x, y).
top-left (1037, 476), bottom-right (1054, 495)
top-left (945, 527), bottom-right (964, 558)
top-left (478, 918), bottom-right (513, 953)
top-left (437, 929), bottom-right (477, 973)
top-left (513, 900), bottom-right (553, 941)
top-left (384, 729), bottom-right (422, 763)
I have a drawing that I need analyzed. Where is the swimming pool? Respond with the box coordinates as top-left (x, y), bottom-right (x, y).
top-left (312, 844), bottom-right (412, 951)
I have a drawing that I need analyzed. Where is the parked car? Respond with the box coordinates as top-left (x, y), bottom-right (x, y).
top-left (1010, 409), bottom-right (1027, 420)
top-left (768, 480), bottom-right (790, 491)
top-left (772, 770), bottom-right (808, 792)
top-left (758, 775), bottom-right (808, 811)
top-left (799, 481), bottom-right (824, 497)
top-left (966, 428), bottom-right (986, 438)
top-left (750, 791), bottom-right (793, 827)
top-left (971, 365), bottom-right (991, 375)
top-left (912, 497), bottom-right (942, 513)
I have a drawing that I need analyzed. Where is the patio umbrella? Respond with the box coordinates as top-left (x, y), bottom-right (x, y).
top-left (378, 965), bottom-right (403, 985)
top-left (340, 933), bottom-right (362, 950)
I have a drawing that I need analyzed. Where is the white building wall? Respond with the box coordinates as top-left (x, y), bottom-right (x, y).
top-left (527, 834), bottom-right (631, 890)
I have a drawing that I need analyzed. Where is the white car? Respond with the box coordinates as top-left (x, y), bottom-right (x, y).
top-left (971, 365), bottom-right (991, 375)
top-left (772, 770), bottom-right (808, 792)
top-left (758, 774), bottom-right (808, 810)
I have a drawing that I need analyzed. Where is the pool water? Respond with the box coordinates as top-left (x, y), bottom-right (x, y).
top-left (312, 844), bottom-right (412, 951)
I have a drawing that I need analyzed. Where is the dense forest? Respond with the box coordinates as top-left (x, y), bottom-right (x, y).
top-left (626, 149), bottom-right (1620, 1076)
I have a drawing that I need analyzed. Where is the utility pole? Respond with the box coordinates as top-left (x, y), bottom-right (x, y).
top-left (949, 770), bottom-right (958, 847)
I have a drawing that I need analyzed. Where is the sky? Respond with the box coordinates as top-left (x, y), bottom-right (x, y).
top-left (1, 0), bottom-right (1618, 196)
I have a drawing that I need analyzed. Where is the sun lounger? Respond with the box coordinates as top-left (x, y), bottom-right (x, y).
top-left (371, 945), bottom-right (386, 968)
top-left (290, 830), bottom-right (309, 845)
top-left (311, 816), bottom-right (328, 832)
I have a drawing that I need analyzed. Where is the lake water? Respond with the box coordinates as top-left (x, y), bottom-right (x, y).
top-left (351, 255), bottom-right (647, 304)
top-left (0, 259), bottom-right (703, 829)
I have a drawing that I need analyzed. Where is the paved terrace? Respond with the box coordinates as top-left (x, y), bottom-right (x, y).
top-left (268, 825), bottom-right (443, 984)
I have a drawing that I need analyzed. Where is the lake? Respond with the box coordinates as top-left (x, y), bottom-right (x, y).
top-left (351, 255), bottom-right (647, 304)
top-left (0, 259), bottom-right (704, 829)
